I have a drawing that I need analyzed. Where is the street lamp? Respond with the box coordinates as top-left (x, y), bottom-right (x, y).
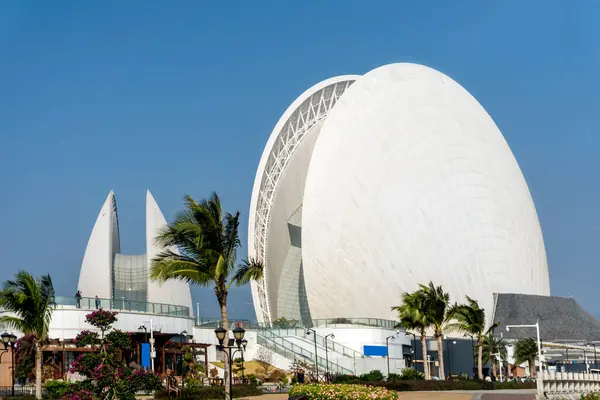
top-left (506, 321), bottom-right (543, 397)
top-left (386, 335), bottom-right (395, 378)
top-left (324, 334), bottom-right (335, 382)
top-left (305, 329), bottom-right (319, 382)
top-left (405, 332), bottom-right (417, 369)
top-left (214, 326), bottom-right (246, 400)
top-left (586, 343), bottom-right (597, 368)
top-left (1, 332), bottom-right (17, 397)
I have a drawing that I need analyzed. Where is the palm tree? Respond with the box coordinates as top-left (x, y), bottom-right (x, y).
top-left (513, 338), bottom-right (538, 378)
top-left (447, 296), bottom-right (498, 380)
top-left (149, 193), bottom-right (264, 399)
top-left (0, 271), bottom-right (56, 400)
top-left (393, 291), bottom-right (431, 380)
top-left (482, 332), bottom-right (507, 379)
top-left (418, 282), bottom-right (451, 380)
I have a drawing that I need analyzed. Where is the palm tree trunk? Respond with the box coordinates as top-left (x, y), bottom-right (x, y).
top-left (436, 335), bottom-right (445, 380)
top-left (35, 341), bottom-right (42, 400)
top-left (220, 298), bottom-right (230, 400)
top-left (529, 358), bottom-right (535, 378)
top-left (420, 334), bottom-right (429, 380)
top-left (477, 342), bottom-right (483, 380)
top-left (492, 359), bottom-right (497, 379)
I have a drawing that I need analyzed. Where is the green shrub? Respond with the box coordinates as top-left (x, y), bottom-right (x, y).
top-left (582, 393), bottom-right (600, 400)
top-left (398, 368), bottom-right (424, 380)
top-left (154, 385), bottom-right (262, 399)
top-left (44, 380), bottom-right (71, 399)
top-left (359, 370), bottom-right (384, 382)
top-left (332, 374), bottom-right (359, 384)
top-left (289, 383), bottom-right (397, 400)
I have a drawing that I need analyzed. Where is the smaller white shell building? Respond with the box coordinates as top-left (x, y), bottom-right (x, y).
top-left (249, 63), bottom-right (551, 326)
top-left (78, 190), bottom-right (193, 312)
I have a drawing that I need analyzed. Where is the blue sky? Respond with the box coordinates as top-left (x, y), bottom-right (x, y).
top-left (0, 1), bottom-right (599, 319)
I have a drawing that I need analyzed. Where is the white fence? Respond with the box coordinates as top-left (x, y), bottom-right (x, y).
top-left (542, 371), bottom-right (600, 399)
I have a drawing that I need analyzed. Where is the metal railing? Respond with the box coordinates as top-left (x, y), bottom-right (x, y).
top-left (255, 317), bottom-right (397, 330)
top-left (257, 330), bottom-right (352, 375)
top-left (310, 318), bottom-right (397, 329)
top-left (265, 327), bottom-right (362, 359)
top-left (194, 317), bottom-right (254, 329)
top-left (0, 385), bottom-right (35, 396)
top-left (55, 296), bottom-right (190, 317)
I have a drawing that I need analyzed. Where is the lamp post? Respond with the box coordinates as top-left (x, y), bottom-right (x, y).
top-left (506, 321), bottom-right (543, 398)
top-left (214, 326), bottom-right (246, 400)
top-left (565, 348), bottom-right (569, 372)
top-left (305, 329), bottom-right (319, 382)
top-left (587, 343), bottom-right (597, 368)
top-left (405, 332), bottom-right (417, 369)
top-left (140, 320), bottom-right (155, 371)
top-left (386, 335), bottom-right (395, 378)
top-left (324, 334), bottom-right (335, 382)
top-left (1, 332), bottom-right (17, 397)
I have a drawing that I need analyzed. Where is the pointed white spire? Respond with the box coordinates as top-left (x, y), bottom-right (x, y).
top-left (78, 191), bottom-right (120, 299)
top-left (146, 190), bottom-right (193, 310)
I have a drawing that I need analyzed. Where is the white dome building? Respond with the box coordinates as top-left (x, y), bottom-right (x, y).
top-left (248, 63), bottom-right (550, 326)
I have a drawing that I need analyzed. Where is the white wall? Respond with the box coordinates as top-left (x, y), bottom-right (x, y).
top-left (313, 326), bottom-right (412, 358)
top-left (48, 307), bottom-right (193, 339)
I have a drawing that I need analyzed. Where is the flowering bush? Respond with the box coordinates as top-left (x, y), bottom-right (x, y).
top-left (130, 369), bottom-right (163, 391)
top-left (69, 353), bottom-right (102, 377)
top-left (14, 334), bottom-right (36, 383)
top-left (74, 330), bottom-right (99, 347)
top-left (289, 384), bottom-right (397, 400)
top-left (66, 311), bottom-right (162, 400)
top-left (61, 388), bottom-right (95, 400)
top-left (85, 309), bottom-right (118, 334)
top-left (105, 330), bottom-right (131, 350)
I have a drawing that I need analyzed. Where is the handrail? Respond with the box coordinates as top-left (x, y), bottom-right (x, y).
top-left (265, 327), bottom-right (362, 358)
top-left (257, 330), bottom-right (353, 375)
top-left (195, 318), bottom-right (254, 329)
top-left (55, 296), bottom-right (190, 317)
top-left (255, 317), bottom-right (398, 330)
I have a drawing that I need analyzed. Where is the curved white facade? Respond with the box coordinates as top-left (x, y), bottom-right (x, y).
top-left (78, 190), bottom-right (193, 310)
top-left (249, 63), bottom-right (550, 325)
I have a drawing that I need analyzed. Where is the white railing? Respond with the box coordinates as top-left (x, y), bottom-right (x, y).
top-left (542, 371), bottom-right (600, 399)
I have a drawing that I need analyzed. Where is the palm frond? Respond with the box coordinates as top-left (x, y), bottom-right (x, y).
top-left (0, 270), bottom-right (56, 340)
top-left (150, 254), bottom-right (213, 286)
top-left (232, 258), bottom-right (264, 287)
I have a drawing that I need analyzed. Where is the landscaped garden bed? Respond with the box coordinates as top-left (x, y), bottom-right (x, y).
top-left (288, 384), bottom-right (397, 400)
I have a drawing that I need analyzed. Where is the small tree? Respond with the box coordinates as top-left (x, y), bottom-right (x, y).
top-left (85, 309), bottom-right (118, 340)
top-left (182, 345), bottom-right (204, 387)
top-left (68, 310), bottom-right (162, 400)
top-left (0, 271), bottom-right (56, 400)
top-left (255, 347), bottom-right (275, 378)
top-left (514, 338), bottom-right (538, 378)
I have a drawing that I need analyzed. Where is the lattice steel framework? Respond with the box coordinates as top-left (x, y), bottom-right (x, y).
top-left (251, 78), bottom-right (356, 324)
